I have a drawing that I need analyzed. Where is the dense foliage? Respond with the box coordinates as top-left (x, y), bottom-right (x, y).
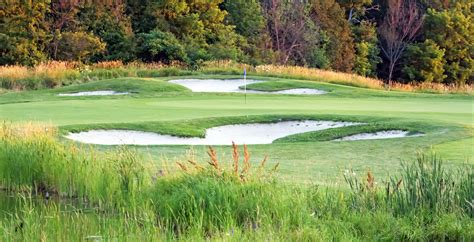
top-left (1, 0), bottom-right (472, 84)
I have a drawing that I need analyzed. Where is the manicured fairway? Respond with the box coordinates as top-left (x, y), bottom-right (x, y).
top-left (1, 76), bottom-right (472, 183)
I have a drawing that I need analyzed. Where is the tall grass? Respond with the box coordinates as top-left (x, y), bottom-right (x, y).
top-left (203, 60), bottom-right (472, 94)
top-left (0, 123), bottom-right (152, 209)
top-left (255, 64), bottom-right (384, 89)
top-left (1, 60), bottom-right (471, 93)
top-left (344, 153), bottom-right (473, 216)
top-left (0, 123), bottom-right (472, 240)
top-left (0, 62), bottom-right (79, 89)
top-left (0, 61), bottom-right (193, 90)
top-left (392, 154), bottom-right (473, 215)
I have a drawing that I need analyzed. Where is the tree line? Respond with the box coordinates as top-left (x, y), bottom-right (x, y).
top-left (1, 0), bottom-right (472, 84)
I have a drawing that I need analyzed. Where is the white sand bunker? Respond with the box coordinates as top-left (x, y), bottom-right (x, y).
top-left (335, 130), bottom-right (422, 141)
top-left (58, 91), bottom-right (129, 96)
top-left (66, 120), bottom-right (359, 145)
top-left (273, 88), bottom-right (326, 95)
top-left (169, 79), bottom-right (326, 95)
top-left (169, 79), bottom-right (262, 93)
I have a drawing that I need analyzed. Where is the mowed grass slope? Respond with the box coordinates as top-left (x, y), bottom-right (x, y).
top-left (0, 76), bottom-right (472, 183)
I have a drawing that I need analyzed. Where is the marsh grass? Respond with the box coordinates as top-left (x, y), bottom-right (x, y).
top-left (0, 123), bottom-right (152, 209)
top-left (344, 152), bottom-right (473, 216)
top-left (0, 123), bottom-right (472, 240)
top-left (391, 153), bottom-right (473, 215)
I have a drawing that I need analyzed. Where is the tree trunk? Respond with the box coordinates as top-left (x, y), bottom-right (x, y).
top-left (388, 61), bottom-right (395, 84)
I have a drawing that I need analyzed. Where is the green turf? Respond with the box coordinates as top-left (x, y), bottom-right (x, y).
top-left (1, 75), bottom-right (472, 183)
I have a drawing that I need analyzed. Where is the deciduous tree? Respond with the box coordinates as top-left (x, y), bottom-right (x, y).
top-left (223, 0), bottom-right (270, 64)
top-left (378, 0), bottom-right (423, 82)
top-left (353, 20), bottom-right (381, 77)
top-left (136, 30), bottom-right (187, 63)
top-left (55, 31), bottom-right (106, 62)
top-left (262, 0), bottom-right (311, 64)
top-left (1, 0), bottom-right (50, 65)
top-left (310, 0), bottom-right (356, 72)
top-left (78, 1), bottom-right (135, 62)
top-left (423, 1), bottom-right (473, 84)
top-left (49, 0), bottom-right (81, 59)
top-left (401, 40), bottom-right (445, 83)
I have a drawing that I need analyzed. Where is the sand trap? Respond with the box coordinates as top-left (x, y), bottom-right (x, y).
top-left (169, 79), bottom-right (326, 95)
top-left (169, 79), bottom-right (261, 93)
top-left (273, 88), bottom-right (326, 95)
top-left (58, 91), bottom-right (129, 96)
top-left (334, 130), bottom-right (422, 141)
top-left (66, 120), bottom-right (359, 145)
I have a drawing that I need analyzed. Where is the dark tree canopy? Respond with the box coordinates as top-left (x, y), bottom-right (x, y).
top-left (0, 0), bottom-right (472, 84)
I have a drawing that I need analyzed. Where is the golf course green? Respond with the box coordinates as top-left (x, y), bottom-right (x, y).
top-left (1, 75), bottom-right (472, 183)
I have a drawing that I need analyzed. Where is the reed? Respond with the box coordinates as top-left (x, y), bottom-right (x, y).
top-left (345, 152), bottom-right (473, 216)
top-left (0, 122), bottom-right (152, 209)
top-left (232, 142), bottom-right (239, 177)
top-left (0, 123), bottom-right (472, 240)
top-left (0, 65), bottom-right (29, 80)
top-left (206, 146), bottom-right (221, 172)
top-left (177, 143), bottom-right (277, 182)
top-left (389, 153), bottom-right (473, 215)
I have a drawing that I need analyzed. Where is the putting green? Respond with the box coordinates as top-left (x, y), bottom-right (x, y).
top-left (0, 76), bottom-right (472, 183)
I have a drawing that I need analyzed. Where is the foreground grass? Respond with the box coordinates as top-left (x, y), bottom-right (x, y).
top-left (0, 123), bottom-right (473, 240)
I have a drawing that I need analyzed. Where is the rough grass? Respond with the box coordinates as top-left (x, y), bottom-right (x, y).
top-left (0, 123), bottom-right (472, 241)
top-left (2, 75), bottom-right (471, 106)
top-left (203, 60), bottom-right (473, 94)
top-left (1, 61), bottom-right (471, 94)
top-left (0, 61), bottom-right (194, 90)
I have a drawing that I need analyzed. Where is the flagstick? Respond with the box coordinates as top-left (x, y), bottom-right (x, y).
top-left (244, 67), bottom-right (247, 104)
